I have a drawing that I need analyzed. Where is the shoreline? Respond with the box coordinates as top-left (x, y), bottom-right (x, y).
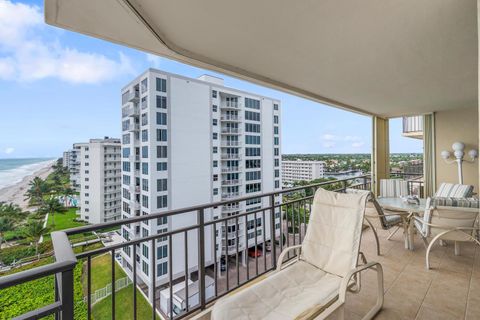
top-left (0, 161), bottom-right (55, 210)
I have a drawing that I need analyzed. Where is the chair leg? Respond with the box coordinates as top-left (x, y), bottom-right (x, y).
top-left (454, 241), bottom-right (461, 256)
top-left (365, 218), bottom-right (381, 255)
top-left (387, 226), bottom-right (400, 240)
top-left (426, 234), bottom-right (444, 270)
top-left (421, 236), bottom-right (429, 249)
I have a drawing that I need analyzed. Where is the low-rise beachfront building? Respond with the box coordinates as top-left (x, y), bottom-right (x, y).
top-left (281, 159), bottom-right (326, 185)
top-left (77, 137), bottom-right (122, 224)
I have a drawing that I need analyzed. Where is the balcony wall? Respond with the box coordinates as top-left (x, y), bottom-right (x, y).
top-left (435, 106), bottom-right (479, 191)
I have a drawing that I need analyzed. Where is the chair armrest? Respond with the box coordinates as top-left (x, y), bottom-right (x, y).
top-left (276, 245), bottom-right (302, 272)
top-left (339, 261), bottom-right (384, 302)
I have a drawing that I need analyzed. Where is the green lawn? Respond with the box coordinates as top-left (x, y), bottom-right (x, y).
top-left (92, 285), bottom-right (160, 320)
top-left (47, 207), bottom-right (86, 232)
top-left (85, 253), bottom-right (127, 293)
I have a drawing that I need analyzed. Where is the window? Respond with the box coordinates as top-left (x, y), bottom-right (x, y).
top-left (274, 148), bottom-right (279, 156)
top-left (212, 90), bottom-right (217, 98)
top-left (245, 98), bottom-right (260, 109)
top-left (157, 245), bottom-right (168, 259)
top-left (141, 78), bottom-right (148, 93)
top-left (213, 174), bottom-right (218, 181)
top-left (246, 171), bottom-right (261, 181)
top-left (141, 129), bottom-right (148, 142)
top-left (142, 195), bottom-right (149, 208)
top-left (245, 147), bottom-right (261, 157)
top-left (274, 126), bottom-right (279, 135)
top-left (157, 146), bottom-right (167, 158)
top-left (246, 197), bottom-right (261, 206)
top-left (156, 78), bottom-right (167, 92)
top-left (212, 105), bottom-right (217, 112)
top-left (275, 169), bottom-right (280, 178)
top-left (245, 135), bottom-right (260, 145)
top-left (123, 161), bottom-right (131, 172)
top-left (142, 244), bottom-right (149, 258)
top-left (156, 112), bottom-right (167, 125)
top-left (275, 180), bottom-right (280, 188)
top-left (141, 96), bottom-right (147, 109)
top-left (274, 115), bottom-right (279, 124)
top-left (157, 162), bottom-right (167, 171)
top-left (142, 163), bottom-right (148, 175)
top-left (122, 148), bottom-right (130, 158)
top-left (213, 188), bottom-right (218, 195)
top-left (274, 103), bottom-right (279, 110)
top-left (123, 175), bottom-right (131, 185)
top-left (156, 95), bottom-right (167, 108)
top-left (141, 146), bottom-right (148, 158)
top-left (157, 216), bottom-right (167, 225)
top-left (213, 146), bottom-right (218, 153)
top-left (122, 133), bottom-right (130, 144)
top-left (157, 262), bottom-right (168, 276)
top-left (213, 160), bottom-right (218, 168)
top-left (142, 179), bottom-right (148, 191)
top-left (139, 114), bottom-right (147, 127)
top-left (245, 123), bottom-right (261, 133)
top-left (157, 195), bottom-right (168, 208)
top-left (274, 159), bottom-right (279, 167)
top-left (142, 261), bottom-right (149, 276)
top-left (157, 179), bottom-right (167, 192)
top-left (274, 137), bottom-right (279, 145)
top-left (246, 159), bottom-right (261, 169)
top-left (213, 132), bottom-right (218, 140)
top-left (246, 183), bottom-right (261, 193)
top-left (212, 119), bottom-right (217, 126)
top-left (157, 129), bottom-right (167, 141)
top-left (245, 111), bottom-right (260, 121)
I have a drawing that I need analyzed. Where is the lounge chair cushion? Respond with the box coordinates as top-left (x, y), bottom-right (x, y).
top-left (431, 197), bottom-right (479, 208)
top-left (300, 188), bottom-right (368, 278)
top-left (211, 261), bottom-right (342, 320)
top-left (435, 183), bottom-right (474, 198)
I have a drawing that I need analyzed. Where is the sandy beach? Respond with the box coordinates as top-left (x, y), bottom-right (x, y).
top-left (0, 161), bottom-right (55, 210)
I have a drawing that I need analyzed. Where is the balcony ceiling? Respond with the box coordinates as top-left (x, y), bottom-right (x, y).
top-left (45, 0), bottom-right (477, 118)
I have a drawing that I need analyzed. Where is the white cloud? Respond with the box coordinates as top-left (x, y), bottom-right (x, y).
top-left (321, 133), bottom-right (336, 141)
top-left (351, 142), bottom-right (365, 148)
top-left (146, 53), bottom-right (163, 68)
top-left (4, 147), bottom-right (14, 154)
top-left (320, 133), bottom-right (366, 149)
top-left (0, 0), bottom-right (135, 84)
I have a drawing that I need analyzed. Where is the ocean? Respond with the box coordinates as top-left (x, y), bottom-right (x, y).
top-left (0, 158), bottom-right (56, 190)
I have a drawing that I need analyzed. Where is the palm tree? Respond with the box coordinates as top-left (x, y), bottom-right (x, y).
top-left (25, 177), bottom-right (49, 206)
top-left (0, 202), bottom-right (27, 221)
top-left (42, 197), bottom-right (64, 229)
top-left (0, 217), bottom-right (14, 248)
top-left (23, 220), bottom-right (46, 257)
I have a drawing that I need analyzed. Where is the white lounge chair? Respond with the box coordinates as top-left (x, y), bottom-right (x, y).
top-left (211, 188), bottom-right (384, 320)
top-left (413, 197), bottom-right (479, 269)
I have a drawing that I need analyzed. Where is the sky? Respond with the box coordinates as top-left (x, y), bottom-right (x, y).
top-left (0, 0), bottom-right (423, 159)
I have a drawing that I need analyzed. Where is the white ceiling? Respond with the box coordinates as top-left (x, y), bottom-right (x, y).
top-left (45, 0), bottom-right (478, 118)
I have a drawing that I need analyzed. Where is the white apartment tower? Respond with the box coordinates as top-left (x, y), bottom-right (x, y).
top-left (69, 143), bottom-right (83, 192)
top-left (119, 69), bottom-right (282, 299)
top-left (282, 160), bottom-right (326, 184)
top-left (78, 138), bottom-right (122, 224)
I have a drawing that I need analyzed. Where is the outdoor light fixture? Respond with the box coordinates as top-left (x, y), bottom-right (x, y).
top-left (441, 142), bottom-right (478, 184)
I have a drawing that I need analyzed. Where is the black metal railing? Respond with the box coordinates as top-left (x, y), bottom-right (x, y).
top-left (0, 175), bottom-right (370, 320)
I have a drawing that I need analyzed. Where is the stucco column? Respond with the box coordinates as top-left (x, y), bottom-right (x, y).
top-left (372, 116), bottom-right (390, 196)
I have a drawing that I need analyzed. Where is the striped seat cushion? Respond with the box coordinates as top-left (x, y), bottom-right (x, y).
top-left (431, 197), bottom-right (479, 208)
top-left (380, 179), bottom-right (409, 198)
top-left (435, 183), bottom-right (474, 198)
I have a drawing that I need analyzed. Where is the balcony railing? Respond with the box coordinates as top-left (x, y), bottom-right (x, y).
top-left (220, 114), bottom-right (242, 121)
top-left (220, 153), bottom-right (241, 160)
top-left (220, 141), bottom-right (241, 147)
top-left (0, 175), bottom-right (370, 319)
top-left (220, 101), bottom-right (242, 109)
top-left (221, 179), bottom-right (242, 186)
top-left (220, 127), bottom-right (241, 134)
top-left (221, 166), bottom-right (242, 173)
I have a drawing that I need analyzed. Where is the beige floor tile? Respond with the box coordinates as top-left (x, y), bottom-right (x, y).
top-left (416, 305), bottom-right (463, 320)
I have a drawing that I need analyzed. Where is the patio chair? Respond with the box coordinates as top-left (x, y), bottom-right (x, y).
top-left (346, 188), bottom-right (408, 256)
top-left (211, 188), bottom-right (384, 320)
top-left (380, 179), bottom-right (409, 198)
top-left (413, 197), bottom-right (479, 269)
top-left (434, 182), bottom-right (474, 198)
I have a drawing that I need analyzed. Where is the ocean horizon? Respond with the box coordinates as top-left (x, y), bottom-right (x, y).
top-left (0, 158), bottom-right (56, 190)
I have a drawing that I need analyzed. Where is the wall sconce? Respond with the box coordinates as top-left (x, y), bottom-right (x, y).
top-left (441, 142), bottom-right (478, 184)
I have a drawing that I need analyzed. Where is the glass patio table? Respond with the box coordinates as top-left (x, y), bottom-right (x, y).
top-left (376, 197), bottom-right (427, 250)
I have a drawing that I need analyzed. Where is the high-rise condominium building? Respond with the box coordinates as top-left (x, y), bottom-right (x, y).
top-left (69, 144), bottom-right (84, 192)
top-left (77, 138), bottom-right (122, 224)
top-left (282, 160), bottom-right (326, 184)
top-left (63, 150), bottom-right (72, 168)
top-left (119, 69), bottom-right (282, 299)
